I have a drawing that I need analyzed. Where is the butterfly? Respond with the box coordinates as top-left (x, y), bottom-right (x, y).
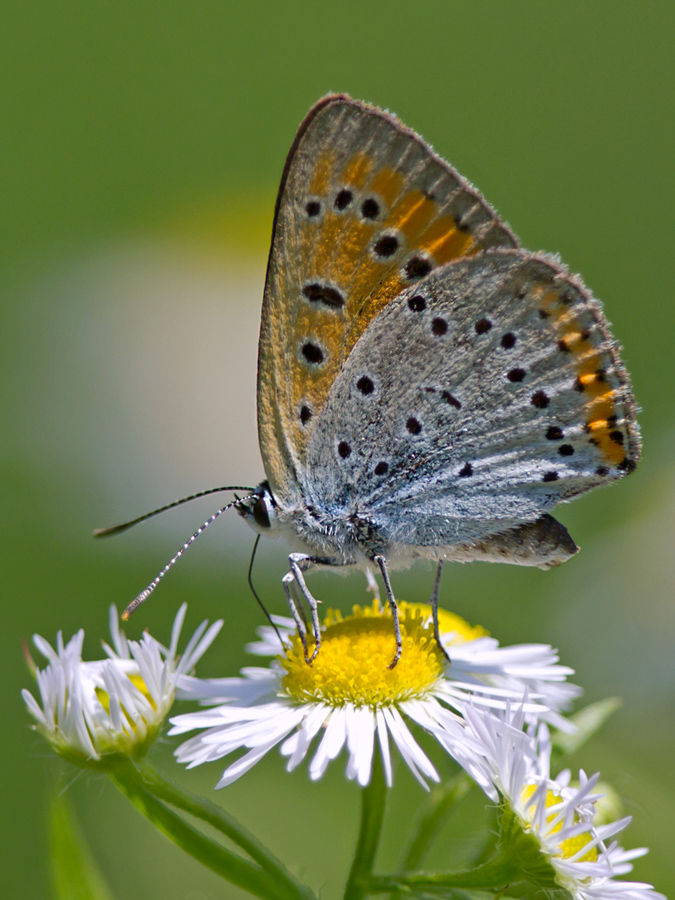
top-left (233, 94), bottom-right (640, 667)
top-left (100, 94), bottom-right (641, 668)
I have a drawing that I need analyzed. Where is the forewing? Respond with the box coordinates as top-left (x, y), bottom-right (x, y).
top-left (304, 250), bottom-right (641, 548)
top-left (257, 94), bottom-right (517, 505)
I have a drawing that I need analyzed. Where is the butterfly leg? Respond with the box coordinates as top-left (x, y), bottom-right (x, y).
top-left (281, 570), bottom-right (310, 661)
top-left (365, 567), bottom-right (381, 605)
top-left (285, 553), bottom-right (341, 665)
top-left (429, 561), bottom-right (451, 664)
top-left (374, 556), bottom-right (402, 669)
top-left (287, 554), bottom-right (323, 664)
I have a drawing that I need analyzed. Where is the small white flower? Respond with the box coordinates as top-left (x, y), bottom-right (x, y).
top-left (23, 604), bottom-right (222, 767)
top-left (171, 601), bottom-right (576, 790)
top-left (461, 704), bottom-right (665, 900)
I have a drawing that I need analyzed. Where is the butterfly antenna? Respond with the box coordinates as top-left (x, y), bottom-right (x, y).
top-left (247, 534), bottom-right (285, 647)
top-left (93, 486), bottom-right (255, 538)
top-left (121, 494), bottom-right (255, 620)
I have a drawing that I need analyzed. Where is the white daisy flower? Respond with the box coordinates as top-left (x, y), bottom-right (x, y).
top-left (247, 603), bottom-right (580, 725)
top-left (461, 703), bottom-right (665, 900)
top-left (171, 601), bottom-right (575, 790)
top-left (23, 604), bottom-right (222, 767)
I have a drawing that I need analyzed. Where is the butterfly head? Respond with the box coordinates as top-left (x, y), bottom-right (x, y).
top-left (235, 482), bottom-right (278, 535)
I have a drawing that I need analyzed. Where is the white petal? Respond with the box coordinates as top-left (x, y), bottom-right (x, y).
top-left (176, 670), bottom-right (279, 705)
top-left (108, 605), bottom-right (129, 658)
top-left (216, 738), bottom-right (282, 787)
top-left (381, 707), bottom-right (438, 788)
top-left (309, 709), bottom-right (347, 781)
top-left (345, 706), bottom-right (376, 787)
top-left (22, 689), bottom-right (47, 725)
top-left (180, 619), bottom-right (223, 674)
top-left (375, 710), bottom-right (393, 788)
top-left (169, 603), bottom-right (188, 658)
top-left (281, 704), bottom-right (331, 770)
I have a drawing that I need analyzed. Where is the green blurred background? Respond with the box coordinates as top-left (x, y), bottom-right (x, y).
top-left (4, 3), bottom-right (674, 897)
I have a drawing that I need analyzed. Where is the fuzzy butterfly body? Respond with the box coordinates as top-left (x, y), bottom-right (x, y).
top-left (239, 94), bottom-right (640, 664)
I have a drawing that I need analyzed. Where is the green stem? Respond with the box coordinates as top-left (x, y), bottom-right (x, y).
top-left (343, 749), bottom-right (387, 900)
top-left (109, 762), bottom-right (297, 900)
top-left (365, 857), bottom-right (521, 893)
top-left (134, 760), bottom-right (313, 900)
top-left (401, 772), bottom-right (473, 871)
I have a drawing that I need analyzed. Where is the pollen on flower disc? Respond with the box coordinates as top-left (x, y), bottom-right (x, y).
top-left (280, 602), bottom-right (446, 707)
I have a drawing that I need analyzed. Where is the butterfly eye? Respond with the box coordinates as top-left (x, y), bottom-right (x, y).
top-left (252, 497), bottom-right (271, 529)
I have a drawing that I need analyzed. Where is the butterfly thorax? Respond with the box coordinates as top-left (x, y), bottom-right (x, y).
top-left (236, 481), bottom-right (387, 565)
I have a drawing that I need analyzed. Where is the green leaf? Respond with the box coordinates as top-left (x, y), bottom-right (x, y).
top-left (551, 697), bottom-right (621, 759)
top-left (108, 763), bottom-right (299, 900)
top-left (49, 791), bottom-right (116, 900)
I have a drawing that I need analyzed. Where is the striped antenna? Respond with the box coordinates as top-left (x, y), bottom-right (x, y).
top-left (93, 486), bottom-right (255, 537)
top-left (121, 494), bottom-right (256, 620)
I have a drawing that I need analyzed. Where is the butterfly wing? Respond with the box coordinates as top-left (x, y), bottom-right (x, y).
top-left (257, 94), bottom-right (517, 507)
top-left (304, 250), bottom-right (641, 556)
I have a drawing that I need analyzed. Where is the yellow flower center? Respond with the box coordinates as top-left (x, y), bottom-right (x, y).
top-left (407, 603), bottom-right (488, 644)
top-left (96, 674), bottom-right (157, 718)
top-left (280, 600), bottom-right (480, 708)
top-left (521, 784), bottom-right (598, 862)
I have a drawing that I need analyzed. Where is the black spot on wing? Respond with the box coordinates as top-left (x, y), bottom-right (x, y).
top-left (301, 341), bottom-right (324, 365)
top-left (334, 189), bottom-right (353, 210)
top-left (302, 283), bottom-right (345, 309)
top-left (361, 197), bottom-right (380, 219)
top-left (404, 255), bottom-right (433, 280)
top-left (373, 233), bottom-right (400, 258)
top-left (408, 294), bottom-right (426, 312)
